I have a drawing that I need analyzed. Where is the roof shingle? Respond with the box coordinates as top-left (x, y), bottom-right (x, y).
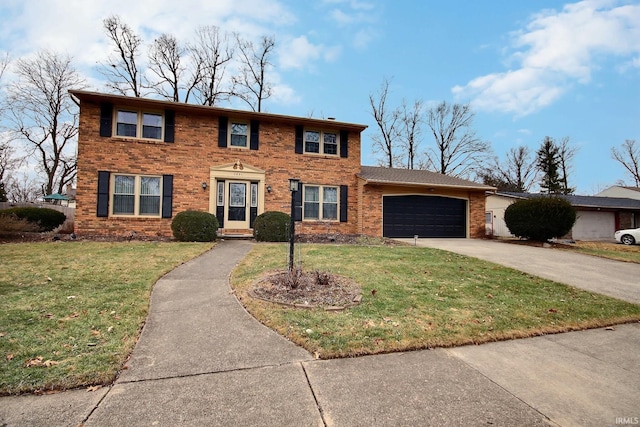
top-left (358, 166), bottom-right (496, 190)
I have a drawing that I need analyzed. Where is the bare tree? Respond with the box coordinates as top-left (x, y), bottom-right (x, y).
top-left (425, 101), bottom-right (491, 178)
top-left (147, 33), bottom-right (206, 103)
top-left (557, 136), bottom-right (577, 194)
top-left (399, 99), bottom-right (423, 169)
top-left (480, 146), bottom-right (537, 192)
top-left (101, 15), bottom-right (143, 97)
top-left (611, 139), bottom-right (640, 186)
top-left (190, 26), bottom-right (234, 106)
top-left (5, 173), bottom-right (39, 203)
top-left (232, 34), bottom-right (275, 112)
top-left (6, 50), bottom-right (85, 197)
top-left (369, 78), bottom-right (401, 168)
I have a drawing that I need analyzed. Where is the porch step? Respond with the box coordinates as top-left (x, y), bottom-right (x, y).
top-left (219, 229), bottom-right (254, 240)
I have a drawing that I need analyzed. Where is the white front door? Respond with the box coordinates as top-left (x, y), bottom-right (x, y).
top-left (225, 181), bottom-right (250, 229)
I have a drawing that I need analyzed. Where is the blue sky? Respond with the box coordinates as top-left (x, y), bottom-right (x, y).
top-left (1, 0), bottom-right (639, 194)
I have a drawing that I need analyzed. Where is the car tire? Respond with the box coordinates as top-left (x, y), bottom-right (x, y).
top-left (621, 234), bottom-right (636, 245)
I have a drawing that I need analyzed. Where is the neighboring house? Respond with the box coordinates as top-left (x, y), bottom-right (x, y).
top-left (486, 192), bottom-right (640, 241)
top-left (596, 186), bottom-right (640, 200)
top-left (71, 90), bottom-right (493, 239)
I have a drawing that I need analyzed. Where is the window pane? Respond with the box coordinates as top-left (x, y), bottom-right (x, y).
top-left (230, 134), bottom-right (247, 147)
top-left (231, 123), bottom-right (248, 135)
top-left (117, 111), bottom-right (137, 124)
top-left (142, 113), bottom-right (162, 139)
top-left (140, 177), bottom-right (160, 196)
top-left (304, 186), bottom-right (320, 220)
top-left (304, 186), bottom-right (319, 202)
top-left (114, 175), bottom-right (135, 194)
top-left (229, 183), bottom-right (246, 207)
top-left (113, 195), bottom-right (134, 215)
top-left (139, 196), bottom-right (160, 215)
top-left (323, 187), bottom-right (338, 220)
top-left (323, 204), bottom-right (337, 220)
top-left (323, 187), bottom-right (337, 203)
top-left (305, 131), bottom-right (320, 153)
top-left (116, 111), bottom-right (137, 137)
top-left (323, 132), bottom-right (338, 155)
top-left (113, 175), bottom-right (135, 214)
top-left (304, 202), bottom-right (319, 219)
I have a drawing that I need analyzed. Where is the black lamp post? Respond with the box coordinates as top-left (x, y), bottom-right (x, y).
top-left (288, 178), bottom-right (300, 271)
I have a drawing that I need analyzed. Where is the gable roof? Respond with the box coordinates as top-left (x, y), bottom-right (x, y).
top-left (495, 191), bottom-right (640, 210)
top-left (69, 90), bottom-right (368, 132)
top-left (358, 166), bottom-right (496, 191)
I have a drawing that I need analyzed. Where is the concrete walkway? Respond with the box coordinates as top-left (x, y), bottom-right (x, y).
top-left (1, 240), bottom-right (639, 426)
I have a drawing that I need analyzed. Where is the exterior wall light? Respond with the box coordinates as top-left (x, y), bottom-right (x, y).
top-left (202, 182), bottom-right (208, 190)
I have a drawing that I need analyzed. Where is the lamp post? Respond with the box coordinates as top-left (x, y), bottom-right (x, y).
top-left (288, 178), bottom-right (300, 271)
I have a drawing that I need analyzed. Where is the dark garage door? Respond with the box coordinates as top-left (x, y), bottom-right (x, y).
top-left (383, 195), bottom-right (467, 238)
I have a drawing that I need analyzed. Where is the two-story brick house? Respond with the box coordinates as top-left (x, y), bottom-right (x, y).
top-left (71, 90), bottom-right (494, 239)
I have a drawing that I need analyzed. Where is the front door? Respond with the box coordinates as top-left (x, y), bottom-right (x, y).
top-left (225, 181), bottom-right (250, 229)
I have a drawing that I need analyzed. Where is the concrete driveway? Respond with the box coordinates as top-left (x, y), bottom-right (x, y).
top-left (397, 238), bottom-right (640, 304)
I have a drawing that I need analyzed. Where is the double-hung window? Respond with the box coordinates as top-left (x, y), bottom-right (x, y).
top-left (115, 110), bottom-right (163, 140)
top-left (113, 174), bottom-right (162, 216)
top-left (304, 130), bottom-right (339, 155)
top-left (303, 185), bottom-right (338, 221)
top-left (230, 121), bottom-right (249, 148)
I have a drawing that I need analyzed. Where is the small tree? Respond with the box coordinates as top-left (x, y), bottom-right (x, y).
top-left (504, 196), bottom-right (576, 242)
top-left (536, 137), bottom-right (562, 194)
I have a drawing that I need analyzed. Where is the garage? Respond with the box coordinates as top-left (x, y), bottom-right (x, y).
top-left (383, 195), bottom-right (467, 238)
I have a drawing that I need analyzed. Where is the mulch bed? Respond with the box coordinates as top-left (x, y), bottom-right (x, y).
top-left (250, 269), bottom-right (362, 309)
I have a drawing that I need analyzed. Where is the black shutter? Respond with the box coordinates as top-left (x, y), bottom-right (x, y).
top-left (295, 125), bottom-right (303, 154)
top-left (218, 116), bottom-right (228, 147)
top-left (161, 175), bottom-right (173, 218)
top-left (250, 120), bottom-right (259, 150)
top-left (100, 103), bottom-right (113, 137)
top-left (340, 130), bottom-right (349, 158)
top-left (164, 110), bottom-right (175, 143)
top-left (294, 182), bottom-right (303, 221)
top-left (340, 185), bottom-right (348, 222)
top-left (97, 171), bottom-right (110, 217)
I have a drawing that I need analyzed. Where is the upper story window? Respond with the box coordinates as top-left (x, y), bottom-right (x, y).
top-left (112, 174), bottom-right (162, 216)
top-left (304, 130), bottom-right (339, 155)
top-left (115, 109), bottom-right (163, 140)
top-left (230, 122), bottom-right (249, 148)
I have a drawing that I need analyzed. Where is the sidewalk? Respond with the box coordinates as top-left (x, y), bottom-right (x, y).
top-left (1, 240), bottom-right (638, 426)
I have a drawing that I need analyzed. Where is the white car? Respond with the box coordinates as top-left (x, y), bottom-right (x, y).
top-left (614, 227), bottom-right (640, 245)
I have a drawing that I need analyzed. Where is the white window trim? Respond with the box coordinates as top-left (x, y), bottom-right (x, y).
top-left (110, 174), bottom-right (163, 217)
top-left (302, 184), bottom-right (339, 221)
top-left (114, 108), bottom-right (165, 141)
top-left (228, 120), bottom-right (250, 149)
top-left (303, 129), bottom-right (339, 156)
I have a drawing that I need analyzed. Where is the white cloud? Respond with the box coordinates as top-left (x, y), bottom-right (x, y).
top-left (453, 0), bottom-right (640, 116)
top-left (278, 35), bottom-right (341, 70)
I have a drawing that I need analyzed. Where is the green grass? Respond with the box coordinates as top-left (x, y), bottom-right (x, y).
top-left (0, 241), bottom-right (213, 395)
top-left (231, 243), bottom-right (640, 358)
top-left (559, 241), bottom-right (640, 263)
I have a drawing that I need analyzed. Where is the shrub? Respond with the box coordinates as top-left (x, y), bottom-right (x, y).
top-left (0, 207), bottom-right (66, 232)
top-left (253, 211), bottom-right (291, 242)
top-left (504, 196), bottom-right (576, 242)
top-left (0, 213), bottom-right (41, 235)
top-left (171, 210), bottom-right (219, 242)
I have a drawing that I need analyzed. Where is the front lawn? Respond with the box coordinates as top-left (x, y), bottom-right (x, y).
top-left (559, 241), bottom-right (640, 263)
top-left (231, 243), bottom-right (640, 358)
top-left (0, 241), bottom-right (213, 395)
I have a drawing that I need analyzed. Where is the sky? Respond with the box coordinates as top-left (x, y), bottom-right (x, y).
top-left (0, 0), bottom-right (638, 195)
